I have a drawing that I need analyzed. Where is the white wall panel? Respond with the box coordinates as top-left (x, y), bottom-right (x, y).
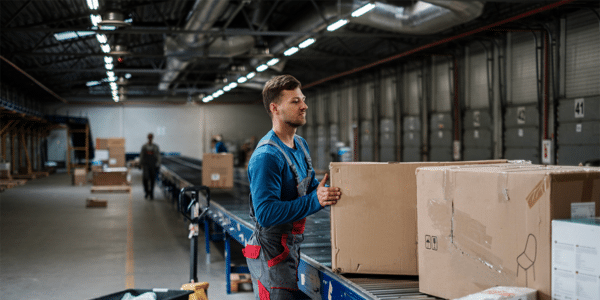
top-left (53, 104), bottom-right (271, 160)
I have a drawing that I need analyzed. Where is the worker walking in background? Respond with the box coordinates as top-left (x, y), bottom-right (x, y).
top-left (243, 75), bottom-right (341, 299)
top-left (140, 133), bottom-right (161, 199)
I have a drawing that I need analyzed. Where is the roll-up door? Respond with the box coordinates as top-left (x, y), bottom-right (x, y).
top-left (505, 32), bottom-right (540, 163)
top-left (557, 96), bottom-right (600, 165)
top-left (565, 11), bottom-right (600, 98)
top-left (429, 59), bottom-right (453, 161)
top-left (402, 116), bottom-right (421, 162)
top-left (504, 105), bottom-right (540, 163)
top-left (463, 110), bottom-right (493, 160)
top-left (429, 113), bottom-right (453, 161)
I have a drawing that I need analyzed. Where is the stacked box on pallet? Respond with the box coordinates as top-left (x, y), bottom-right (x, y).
top-left (416, 164), bottom-right (600, 300)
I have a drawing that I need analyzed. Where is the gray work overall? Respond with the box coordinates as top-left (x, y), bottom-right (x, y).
top-left (243, 136), bottom-right (314, 300)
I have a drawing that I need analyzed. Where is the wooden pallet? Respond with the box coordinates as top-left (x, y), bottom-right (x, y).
top-left (90, 185), bottom-right (131, 193)
top-left (86, 198), bottom-right (108, 208)
top-left (230, 273), bottom-right (252, 292)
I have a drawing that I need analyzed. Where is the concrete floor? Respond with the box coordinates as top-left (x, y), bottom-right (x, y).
top-left (0, 169), bottom-right (255, 300)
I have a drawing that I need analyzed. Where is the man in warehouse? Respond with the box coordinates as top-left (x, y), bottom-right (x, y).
top-left (243, 75), bottom-right (342, 299)
top-left (140, 133), bottom-right (161, 199)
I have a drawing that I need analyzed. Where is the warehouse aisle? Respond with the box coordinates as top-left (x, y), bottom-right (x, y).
top-left (0, 170), bottom-right (254, 300)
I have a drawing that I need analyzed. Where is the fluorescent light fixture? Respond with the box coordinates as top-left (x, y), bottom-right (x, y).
top-left (90, 14), bottom-right (102, 26)
top-left (100, 25), bottom-right (116, 31)
top-left (223, 86), bottom-right (231, 92)
top-left (298, 38), bottom-right (315, 49)
top-left (124, 18), bottom-right (133, 23)
top-left (106, 71), bottom-right (115, 77)
top-left (125, 73), bottom-right (132, 79)
top-left (96, 34), bottom-right (107, 44)
top-left (105, 63), bottom-right (113, 70)
top-left (54, 31), bottom-right (95, 41)
top-left (202, 96), bottom-right (213, 103)
top-left (237, 77), bottom-right (247, 83)
top-left (351, 3), bottom-right (375, 17)
top-left (246, 72), bottom-right (256, 79)
top-left (107, 75), bottom-right (116, 82)
top-left (110, 82), bottom-right (117, 89)
top-left (266, 58), bottom-right (279, 66)
top-left (327, 19), bottom-right (348, 31)
top-left (86, 0), bottom-right (99, 10)
top-left (86, 81), bottom-right (100, 87)
top-left (112, 91), bottom-right (118, 97)
top-left (229, 82), bottom-right (238, 89)
top-left (104, 56), bottom-right (113, 64)
top-left (101, 44), bottom-right (111, 53)
top-left (284, 47), bottom-right (299, 56)
top-left (256, 64), bottom-right (268, 72)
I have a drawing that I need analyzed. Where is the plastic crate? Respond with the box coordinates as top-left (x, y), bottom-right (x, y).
top-left (90, 289), bottom-right (193, 300)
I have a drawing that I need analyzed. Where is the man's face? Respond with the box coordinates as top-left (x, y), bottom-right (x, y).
top-left (273, 87), bottom-right (307, 128)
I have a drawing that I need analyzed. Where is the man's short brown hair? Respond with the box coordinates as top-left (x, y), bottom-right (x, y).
top-left (262, 75), bottom-right (301, 117)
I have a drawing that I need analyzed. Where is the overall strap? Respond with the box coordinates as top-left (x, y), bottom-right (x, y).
top-left (255, 139), bottom-right (302, 184)
top-left (294, 135), bottom-right (313, 175)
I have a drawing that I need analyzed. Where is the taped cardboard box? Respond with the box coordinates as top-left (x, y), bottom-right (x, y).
top-left (552, 218), bottom-right (600, 300)
top-left (202, 153), bottom-right (233, 189)
top-left (416, 164), bottom-right (600, 300)
top-left (108, 145), bottom-right (125, 167)
top-left (329, 160), bottom-right (507, 276)
top-left (73, 168), bottom-right (87, 186)
top-left (92, 168), bottom-right (130, 186)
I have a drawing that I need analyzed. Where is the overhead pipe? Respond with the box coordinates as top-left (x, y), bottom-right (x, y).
top-left (303, 0), bottom-right (577, 89)
top-left (160, 0), bottom-right (256, 91)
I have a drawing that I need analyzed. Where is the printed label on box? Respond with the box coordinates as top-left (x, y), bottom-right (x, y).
top-left (109, 158), bottom-right (117, 165)
top-left (211, 173), bottom-right (220, 181)
top-left (571, 202), bottom-right (595, 219)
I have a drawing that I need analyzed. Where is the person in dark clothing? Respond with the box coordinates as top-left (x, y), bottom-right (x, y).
top-left (211, 134), bottom-right (228, 153)
top-left (140, 133), bottom-right (161, 199)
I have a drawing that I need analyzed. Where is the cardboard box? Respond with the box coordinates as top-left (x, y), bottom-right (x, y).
top-left (552, 218), bottom-right (600, 300)
top-left (86, 198), bottom-right (108, 208)
top-left (107, 138), bottom-right (125, 148)
top-left (329, 160), bottom-right (507, 276)
top-left (96, 138), bottom-right (108, 150)
top-left (73, 168), bottom-right (87, 186)
top-left (416, 164), bottom-right (600, 300)
top-left (108, 146), bottom-right (126, 167)
top-left (202, 153), bottom-right (234, 189)
top-left (92, 169), bottom-right (129, 186)
top-left (456, 286), bottom-right (537, 300)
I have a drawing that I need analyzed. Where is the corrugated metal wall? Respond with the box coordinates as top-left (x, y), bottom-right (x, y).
top-left (565, 11), bottom-right (600, 98)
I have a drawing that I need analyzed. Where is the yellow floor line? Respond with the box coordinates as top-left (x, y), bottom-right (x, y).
top-left (126, 191), bottom-right (135, 288)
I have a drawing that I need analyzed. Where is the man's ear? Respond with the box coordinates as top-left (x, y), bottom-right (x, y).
top-left (270, 102), bottom-right (278, 115)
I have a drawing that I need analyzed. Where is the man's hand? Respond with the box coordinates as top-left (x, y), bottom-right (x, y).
top-left (317, 173), bottom-right (341, 207)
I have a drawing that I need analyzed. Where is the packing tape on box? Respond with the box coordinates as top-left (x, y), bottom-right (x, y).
top-left (443, 169), bottom-right (456, 202)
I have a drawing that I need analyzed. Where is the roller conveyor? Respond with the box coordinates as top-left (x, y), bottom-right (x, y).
top-left (159, 156), bottom-right (441, 300)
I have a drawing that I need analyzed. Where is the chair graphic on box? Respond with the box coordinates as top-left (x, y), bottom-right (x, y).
top-left (516, 233), bottom-right (537, 285)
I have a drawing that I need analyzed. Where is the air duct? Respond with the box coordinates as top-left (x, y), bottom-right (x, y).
top-left (350, 1), bottom-right (485, 35)
top-left (159, 0), bottom-right (256, 91)
top-left (268, 1), bottom-right (485, 60)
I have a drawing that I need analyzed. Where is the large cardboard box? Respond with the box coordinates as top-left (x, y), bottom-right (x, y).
top-left (92, 168), bottom-right (129, 186)
top-left (73, 168), bottom-right (87, 186)
top-left (329, 160), bottom-right (506, 276)
top-left (552, 218), bottom-right (600, 300)
top-left (416, 164), bottom-right (600, 300)
top-left (96, 138), bottom-right (108, 150)
top-left (108, 145), bottom-right (125, 167)
top-left (202, 153), bottom-right (234, 189)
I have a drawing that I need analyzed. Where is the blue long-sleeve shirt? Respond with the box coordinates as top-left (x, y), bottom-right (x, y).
top-left (248, 130), bottom-right (323, 227)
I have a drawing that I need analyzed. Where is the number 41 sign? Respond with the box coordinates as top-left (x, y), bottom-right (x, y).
top-left (574, 98), bottom-right (584, 118)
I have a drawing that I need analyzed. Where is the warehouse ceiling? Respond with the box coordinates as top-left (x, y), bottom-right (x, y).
top-left (0, 0), bottom-right (598, 106)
